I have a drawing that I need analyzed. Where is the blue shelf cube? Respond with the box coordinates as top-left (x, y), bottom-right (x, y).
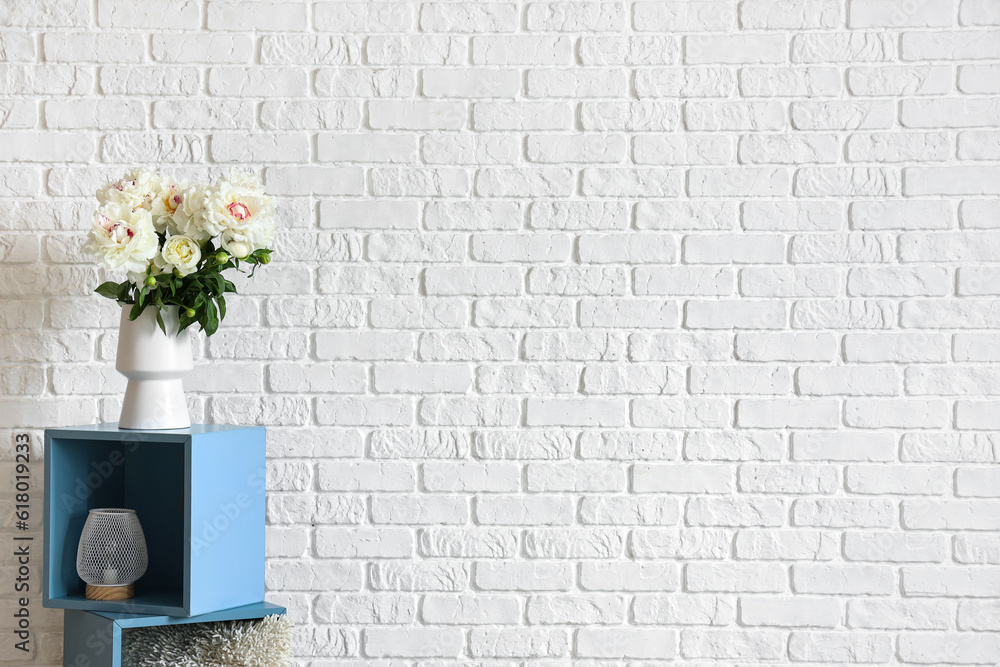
top-left (44, 423), bottom-right (266, 617)
top-left (63, 601), bottom-right (285, 667)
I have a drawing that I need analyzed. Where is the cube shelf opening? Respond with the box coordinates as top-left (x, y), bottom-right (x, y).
top-left (63, 602), bottom-right (286, 667)
top-left (46, 436), bottom-right (186, 614)
top-left (45, 424), bottom-right (266, 617)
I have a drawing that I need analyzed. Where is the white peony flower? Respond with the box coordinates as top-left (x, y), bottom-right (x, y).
top-left (219, 221), bottom-right (274, 258)
top-left (96, 168), bottom-right (157, 209)
top-left (155, 234), bottom-right (202, 276)
top-left (224, 168), bottom-right (266, 194)
top-left (148, 174), bottom-right (187, 234)
top-left (200, 179), bottom-right (277, 251)
top-left (169, 184), bottom-right (213, 242)
top-left (85, 203), bottom-right (159, 278)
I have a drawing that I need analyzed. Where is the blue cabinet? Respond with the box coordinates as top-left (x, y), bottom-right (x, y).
top-left (44, 423), bottom-right (266, 617)
top-left (63, 601), bottom-right (285, 667)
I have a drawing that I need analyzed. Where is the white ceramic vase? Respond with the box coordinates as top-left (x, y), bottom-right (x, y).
top-left (116, 304), bottom-right (192, 430)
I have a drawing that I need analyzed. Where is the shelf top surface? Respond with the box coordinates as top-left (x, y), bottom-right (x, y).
top-left (48, 423), bottom-right (263, 440)
top-left (90, 601), bottom-right (285, 627)
top-left (47, 589), bottom-right (187, 616)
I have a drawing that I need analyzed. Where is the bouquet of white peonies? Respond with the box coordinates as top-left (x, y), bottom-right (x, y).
top-left (86, 168), bottom-right (275, 336)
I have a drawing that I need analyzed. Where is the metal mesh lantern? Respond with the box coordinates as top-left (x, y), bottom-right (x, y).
top-left (76, 508), bottom-right (149, 601)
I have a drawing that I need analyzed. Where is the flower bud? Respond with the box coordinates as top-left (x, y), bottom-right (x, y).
top-left (215, 251), bottom-right (228, 264)
top-left (226, 241), bottom-right (251, 259)
top-left (185, 308), bottom-right (196, 318)
top-left (259, 253), bottom-right (271, 265)
top-left (144, 276), bottom-right (157, 287)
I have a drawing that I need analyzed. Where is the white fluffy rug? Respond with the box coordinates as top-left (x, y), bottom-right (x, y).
top-left (122, 613), bottom-right (292, 667)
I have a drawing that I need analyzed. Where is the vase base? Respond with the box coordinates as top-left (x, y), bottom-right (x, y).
top-left (86, 584), bottom-right (134, 601)
top-left (119, 378), bottom-right (191, 430)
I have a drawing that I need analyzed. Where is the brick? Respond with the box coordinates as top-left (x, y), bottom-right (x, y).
top-left (364, 628), bottom-right (463, 658)
top-left (740, 0), bottom-right (842, 29)
top-left (687, 101), bottom-right (786, 131)
top-left (742, 201), bottom-right (844, 231)
top-left (735, 530), bottom-right (839, 561)
top-left (527, 134), bottom-right (627, 163)
top-left (687, 563), bottom-right (786, 593)
top-left (423, 595), bottom-right (519, 624)
top-left (315, 2), bottom-right (413, 31)
top-left (686, 34), bottom-right (786, 64)
top-left (577, 628), bottom-right (675, 659)
top-left (582, 102), bottom-right (681, 132)
top-left (153, 33), bottom-right (253, 63)
top-left (689, 167), bottom-right (790, 197)
top-left (469, 628), bottom-right (568, 658)
top-left (793, 100), bottom-right (895, 130)
top-left (368, 36), bottom-right (466, 66)
top-left (960, 64), bottom-right (1000, 93)
top-left (633, 595), bottom-right (735, 625)
top-left (793, 32), bottom-right (894, 63)
top-left (737, 399), bottom-right (839, 428)
top-left (902, 29), bottom-right (1000, 59)
top-left (475, 562), bottom-right (573, 591)
top-left (904, 566), bottom-right (1000, 596)
top-left (582, 563), bottom-right (678, 591)
top-left (527, 68), bottom-right (627, 98)
top-left (473, 35), bottom-right (573, 65)
top-left (473, 428), bottom-right (573, 460)
top-left (688, 497), bottom-right (786, 528)
top-left (682, 629), bottom-right (786, 660)
top-left (850, 200), bottom-right (954, 231)
top-left (369, 101), bottom-right (466, 130)
top-left (527, 2), bottom-right (626, 31)
top-left (793, 565), bottom-right (895, 595)
top-left (739, 464), bottom-right (839, 494)
top-left (425, 134), bottom-right (520, 164)
top-left (739, 135), bottom-right (840, 164)
top-left (422, 3), bottom-right (518, 32)
top-left (789, 633), bottom-right (893, 662)
top-left (850, 0), bottom-right (955, 27)
top-left (736, 333), bottom-right (838, 362)
top-left (844, 532), bottom-right (948, 563)
top-left (851, 65), bottom-right (954, 98)
top-left (685, 300), bottom-right (786, 329)
top-left (740, 597), bottom-right (841, 628)
top-left (791, 432), bottom-right (896, 461)
top-left (900, 633), bottom-right (1000, 664)
top-left (580, 36), bottom-right (679, 65)
top-left (208, 1), bottom-right (307, 30)
top-left (424, 68), bottom-right (520, 98)
top-left (741, 66), bottom-right (842, 97)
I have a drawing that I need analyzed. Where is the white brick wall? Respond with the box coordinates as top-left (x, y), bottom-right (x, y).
top-left (2, 0), bottom-right (999, 664)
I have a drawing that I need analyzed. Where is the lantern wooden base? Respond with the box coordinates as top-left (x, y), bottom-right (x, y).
top-left (86, 585), bottom-right (134, 601)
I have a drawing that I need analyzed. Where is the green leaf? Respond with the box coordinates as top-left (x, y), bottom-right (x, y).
top-left (204, 299), bottom-right (219, 337)
top-left (138, 286), bottom-right (148, 307)
top-left (95, 281), bottom-right (120, 300)
top-left (129, 300), bottom-right (144, 321)
top-left (155, 309), bottom-right (166, 335)
top-left (217, 295), bottom-right (226, 321)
